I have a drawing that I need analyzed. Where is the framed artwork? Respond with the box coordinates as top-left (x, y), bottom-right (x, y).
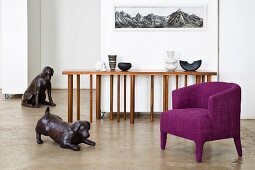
top-left (114, 4), bottom-right (206, 31)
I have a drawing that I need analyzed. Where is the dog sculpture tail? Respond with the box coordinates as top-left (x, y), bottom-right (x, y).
top-left (45, 106), bottom-right (50, 117)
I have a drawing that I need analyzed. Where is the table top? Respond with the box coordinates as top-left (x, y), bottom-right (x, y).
top-left (62, 69), bottom-right (217, 76)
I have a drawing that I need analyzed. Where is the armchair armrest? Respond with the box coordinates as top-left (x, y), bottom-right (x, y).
top-left (208, 86), bottom-right (241, 127)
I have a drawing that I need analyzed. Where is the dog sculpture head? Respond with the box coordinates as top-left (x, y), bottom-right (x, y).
top-left (71, 121), bottom-right (91, 139)
top-left (41, 66), bottom-right (54, 80)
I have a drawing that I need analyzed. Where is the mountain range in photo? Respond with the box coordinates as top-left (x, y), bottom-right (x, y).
top-left (115, 9), bottom-right (204, 29)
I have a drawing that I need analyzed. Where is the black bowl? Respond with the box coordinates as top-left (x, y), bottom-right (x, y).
top-left (180, 60), bottom-right (202, 71)
top-left (118, 62), bottom-right (132, 71)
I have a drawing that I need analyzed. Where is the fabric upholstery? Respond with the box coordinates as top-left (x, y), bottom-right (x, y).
top-left (160, 82), bottom-right (242, 162)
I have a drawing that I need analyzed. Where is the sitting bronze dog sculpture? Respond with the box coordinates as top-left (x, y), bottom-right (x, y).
top-left (21, 66), bottom-right (56, 108)
top-left (35, 107), bottom-right (96, 151)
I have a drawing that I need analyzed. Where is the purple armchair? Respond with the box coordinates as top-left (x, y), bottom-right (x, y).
top-left (160, 82), bottom-right (242, 162)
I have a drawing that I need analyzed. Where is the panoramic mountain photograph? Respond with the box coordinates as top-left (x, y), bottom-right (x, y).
top-left (115, 6), bottom-right (205, 29)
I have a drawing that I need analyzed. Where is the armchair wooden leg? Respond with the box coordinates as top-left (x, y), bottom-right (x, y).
top-left (161, 131), bottom-right (167, 150)
top-left (234, 137), bottom-right (242, 157)
top-left (195, 141), bottom-right (204, 163)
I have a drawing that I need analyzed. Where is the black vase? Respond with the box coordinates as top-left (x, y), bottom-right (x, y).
top-left (179, 60), bottom-right (202, 71)
top-left (108, 55), bottom-right (117, 71)
top-left (118, 62), bottom-right (132, 71)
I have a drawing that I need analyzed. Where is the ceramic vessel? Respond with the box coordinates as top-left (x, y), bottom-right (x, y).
top-left (118, 62), bottom-right (132, 71)
top-left (165, 51), bottom-right (177, 71)
top-left (179, 60), bottom-right (202, 71)
top-left (95, 61), bottom-right (107, 71)
top-left (108, 55), bottom-right (117, 71)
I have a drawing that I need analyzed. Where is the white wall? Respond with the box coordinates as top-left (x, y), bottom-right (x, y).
top-left (28, 0), bottom-right (41, 83)
top-left (220, 0), bottom-right (255, 119)
top-left (41, 0), bottom-right (101, 89)
top-left (101, 0), bottom-right (218, 112)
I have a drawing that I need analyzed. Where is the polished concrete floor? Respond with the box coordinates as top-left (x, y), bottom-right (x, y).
top-left (0, 90), bottom-right (254, 170)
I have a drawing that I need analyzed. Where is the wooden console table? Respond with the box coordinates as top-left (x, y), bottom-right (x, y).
top-left (62, 70), bottom-right (217, 124)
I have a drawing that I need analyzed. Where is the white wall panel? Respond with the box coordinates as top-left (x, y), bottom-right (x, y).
top-left (219, 0), bottom-right (255, 119)
top-left (41, 0), bottom-right (101, 89)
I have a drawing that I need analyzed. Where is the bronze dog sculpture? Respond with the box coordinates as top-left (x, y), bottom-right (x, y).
top-left (21, 66), bottom-right (56, 108)
top-left (35, 107), bottom-right (96, 151)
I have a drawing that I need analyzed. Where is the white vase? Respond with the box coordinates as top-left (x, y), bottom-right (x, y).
top-left (165, 51), bottom-right (177, 71)
top-left (165, 64), bottom-right (177, 71)
top-left (95, 61), bottom-right (107, 71)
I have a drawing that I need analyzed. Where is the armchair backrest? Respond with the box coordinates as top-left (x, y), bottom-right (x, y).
top-left (194, 82), bottom-right (240, 109)
top-left (172, 82), bottom-right (241, 137)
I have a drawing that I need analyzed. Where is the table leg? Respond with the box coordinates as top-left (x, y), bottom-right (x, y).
top-left (196, 75), bottom-right (201, 84)
top-left (176, 75), bottom-right (179, 89)
top-left (96, 75), bottom-right (101, 119)
top-left (150, 75), bottom-right (154, 122)
top-left (90, 74), bottom-right (93, 122)
top-left (99, 75), bottom-right (101, 116)
top-left (124, 75), bottom-right (126, 120)
top-left (117, 75), bottom-right (120, 122)
top-left (110, 75), bottom-right (114, 120)
top-left (165, 76), bottom-right (169, 110)
top-left (77, 75), bottom-right (80, 121)
top-left (163, 76), bottom-right (166, 111)
top-left (130, 75), bottom-right (135, 124)
top-left (202, 75), bottom-right (205, 83)
top-left (68, 75), bottom-right (73, 123)
top-left (207, 75), bottom-right (212, 82)
top-left (184, 75), bottom-right (188, 87)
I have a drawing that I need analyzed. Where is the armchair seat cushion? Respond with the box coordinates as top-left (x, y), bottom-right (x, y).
top-left (160, 108), bottom-right (212, 141)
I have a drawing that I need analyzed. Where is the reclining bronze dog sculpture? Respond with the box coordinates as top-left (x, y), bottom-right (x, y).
top-left (21, 66), bottom-right (56, 108)
top-left (35, 107), bottom-right (96, 151)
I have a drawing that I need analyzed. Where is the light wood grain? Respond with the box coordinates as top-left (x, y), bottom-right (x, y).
top-left (68, 75), bottom-right (73, 123)
top-left (117, 75), bottom-right (120, 122)
top-left (176, 75), bottom-right (179, 89)
top-left (110, 75), bottom-right (113, 120)
top-left (165, 76), bottom-right (169, 110)
top-left (63, 69), bottom-right (217, 76)
top-left (207, 75), bottom-right (212, 82)
top-left (89, 74), bottom-right (93, 122)
top-left (202, 75), bottom-right (205, 83)
top-left (77, 75), bottom-right (80, 121)
top-left (196, 75), bottom-right (202, 84)
top-left (150, 75), bottom-right (154, 122)
top-left (124, 75), bottom-right (126, 120)
top-left (163, 76), bottom-right (166, 111)
top-left (184, 75), bottom-right (188, 87)
top-left (96, 75), bottom-right (101, 119)
top-left (130, 75), bottom-right (135, 124)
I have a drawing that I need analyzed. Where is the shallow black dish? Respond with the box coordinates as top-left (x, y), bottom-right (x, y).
top-left (180, 60), bottom-right (202, 71)
top-left (118, 62), bottom-right (132, 71)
